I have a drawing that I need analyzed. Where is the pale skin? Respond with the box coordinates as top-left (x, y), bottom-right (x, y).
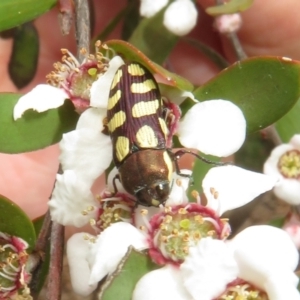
top-left (0, 0), bottom-right (299, 220)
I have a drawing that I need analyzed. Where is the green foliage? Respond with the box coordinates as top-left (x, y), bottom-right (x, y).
top-left (0, 195), bottom-right (36, 249)
top-left (192, 56), bottom-right (300, 133)
top-left (206, 0), bottom-right (254, 16)
top-left (106, 39), bottom-right (193, 92)
top-left (0, 0), bottom-right (56, 31)
top-left (9, 23), bottom-right (39, 89)
top-left (276, 99), bottom-right (300, 142)
top-left (0, 93), bottom-right (79, 153)
top-left (128, 6), bottom-right (178, 64)
top-left (99, 248), bottom-right (160, 300)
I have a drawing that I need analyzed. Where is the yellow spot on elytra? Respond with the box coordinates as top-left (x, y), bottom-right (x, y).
top-left (108, 111), bottom-right (126, 132)
top-left (110, 69), bottom-right (123, 89)
top-left (131, 79), bottom-right (156, 94)
top-left (115, 136), bottom-right (130, 161)
top-left (107, 90), bottom-right (121, 110)
top-left (163, 151), bottom-right (173, 181)
top-left (132, 100), bottom-right (159, 118)
top-left (128, 64), bottom-right (145, 76)
top-left (159, 117), bottom-right (168, 138)
top-left (136, 125), bottom-right (158, 147)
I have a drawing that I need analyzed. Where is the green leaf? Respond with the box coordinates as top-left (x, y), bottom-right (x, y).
top-left (235, 132), bottom-right (273, 172)
top-left (106, 39), bottom-right (193, 92)
top-left (121, 0), bottom-right (140, 40)
top-left (206, 0), bottom-right (254, 16)
top-left (183, 38), bottom-right (229, 70)
top-left (128, 7), bottom-right (178, 64)
top-left (0, 195), bottom-right (36, 249)
top-left (0, 93), bottom-right (79, 153)
top-left (99, 247), bottom-right (160, 300)
top-left (269, 217), bottom-right (286, 228)
top-left (276, 99), bottom-right (300, 142)
top-left (193, 56), bottom-right (300, 133)
top-left (0, 0), bottom-right (56, 31)
top-left (9, 23), bottom-right (39, 89)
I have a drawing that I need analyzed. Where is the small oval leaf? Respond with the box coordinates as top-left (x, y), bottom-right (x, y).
top-left (128, 7), bottom-right (178, 65)
top-left (206, 0), bottom-right (254, 16)
top-left (0, 195), bottom-right (36, 249)
top-left (106, 39), bottom-right (193, 91)
top-left (0, 0), bottom-right (56, 31)
top-left (99, 247), bottom-right (160, 300)
top-left (193, 56), bottom-right (300, 133)
top-left (9, 23), bottom-right (39, 89)
top-left (0, 93), bottom-right (79, 153)
top-left (276, 99), bottom-right (300, 143)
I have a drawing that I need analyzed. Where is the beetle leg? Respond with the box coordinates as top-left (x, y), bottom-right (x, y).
top-left (172, 149), bottom-right (231, 166)
top-left (112, 174), bottom-right (121, 194)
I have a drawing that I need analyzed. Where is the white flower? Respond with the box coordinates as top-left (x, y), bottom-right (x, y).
top-left (67, 223), bottom-right (148, 296)
top-left (214, 13), bottom-right (242, 34)
top-left (140, 0), bottom-right (198, 36)
top-left (227, 225), bottom-right (300, 300)
top-left (134, 226), bottom-right (300, 300)
top-left (140, 0), bottom-right (168, 17)
top-left (177, 100), bottom-right (246, 157)
top-left (14, 44), bottom-right (115, 118)
top-left (163, 0), bottom-right (198, 36)
top-left (264, 134), bottom-right (300, 205)
top-left (203, 165), bottom-right (278, 216)
top-left (48, 56), bottom-right (124, 226)
top-left (13, 84), bottom-right (69, 120)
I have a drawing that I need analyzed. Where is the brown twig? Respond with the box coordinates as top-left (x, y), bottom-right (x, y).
top-left (29, 211), bottom-right (52, 299)
top-left (74, 0), bottom-right (91, 61)
top-left (46, 221), bottom-right (65, 300)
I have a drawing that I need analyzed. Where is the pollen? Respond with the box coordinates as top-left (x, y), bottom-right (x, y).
top-left (278, 150), bottom-right (300, 179)
top-left (152, 208), bottom-right (220, 262)
top-left (218, 281), bottom-right (268, 300)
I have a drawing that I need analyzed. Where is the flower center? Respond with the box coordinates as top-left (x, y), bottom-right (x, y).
top-left (46, 41), bottom-right (109, 112)
top-left (149, 203), bottom-right (229, 264)
top-left (278, 150), bottom-right (300, 179)
top-left (218, 280), bottom-right (268, 300)
top-left (0, 234), bottom-right (29, 298)
top-left (95, 191), bottom-right (135, 232)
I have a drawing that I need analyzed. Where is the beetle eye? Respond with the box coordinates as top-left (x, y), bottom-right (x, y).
top-left (154, 182), bottom-right (170, 200)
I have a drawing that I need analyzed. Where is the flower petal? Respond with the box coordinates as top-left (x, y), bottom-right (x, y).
top-left (13, 84), bottom-right (68, 120)
top-left (90, 56), bottom-right (124, 108)
top-left (228, 225), bottom-right (299, 299)
top-left (203, 165), bottom-right (277, 216)
top-left (59, 128), bottom-right (112, 186)
top-left (159, 85), bottom-right (196, 105)
top-left (140, 0), bottom-right (168, 17)
top-left (273, 179), bottom-right (300, 205)
top-left (67, 233), bottom-right (97, 296)
top-left (177, 100), bottom-right (246, 157)
top-left (48, 170), bottom-right (97, 227)
top-left (89, 222), bottom-right (148, 285)
top-left (263, 144), bottom-right (294, 177)
top-left (132, 265), bottom-right (190, 300)
top-left (290, 134), bottom-right (300, 148)
top-left (76, 107), bottom-right (106, 130)
top-left (163, 0), bottom-right (198, 36)
top-left (180, 238), bottom-right (238, 300)
top-left (166, 170), bottom-right (191, 206)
